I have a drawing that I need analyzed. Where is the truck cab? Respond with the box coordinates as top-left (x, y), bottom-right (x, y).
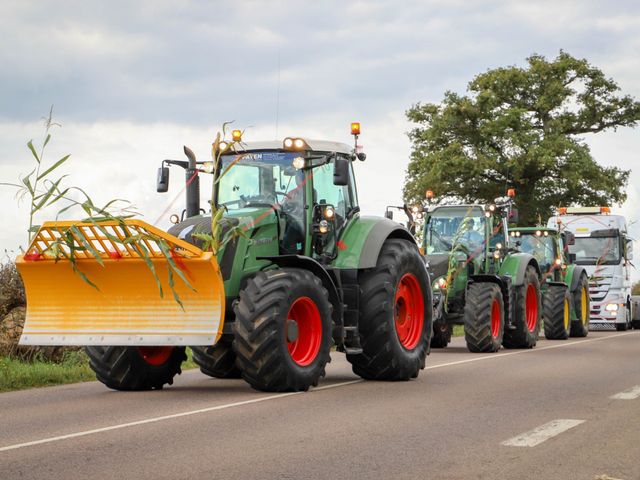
top-left (547, 207), bottom-right (634, 330)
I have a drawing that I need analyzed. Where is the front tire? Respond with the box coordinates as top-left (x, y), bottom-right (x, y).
top-left (85, 346), bottom-right (186, 391)
top-left (570, 274), bottom-right (590, 337)
top-left (503, 265), bottom-right (541, 349)
top-left (346, 239), bottom-right (432, 380)
top-left (191, 337), bottom-right (241, 379)
top-left (543, 285), bottom-right (571, 340)
top-left (233, 268), bottom-right (332, 392)
top-left (464, 282), bottom-right (504, 353)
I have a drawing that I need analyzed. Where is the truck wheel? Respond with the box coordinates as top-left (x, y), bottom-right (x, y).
top-left (503, 265), bottom-right (541, 349)
top-left (543, 285), bottom-right (571, 340)
top-left (346, 239), bottom-right (432, 380)
top-left (233, 268), bottom-right (332, 392)
top-left (431, 322), bottom-right (452, 348)
top-left (85, 346), bottom-right (186, 391)
top-left (570, 274), bottom-right (590, 337)
top-left (615, 306), bottom-right (630, 331)
top-left (464, 283), bottom-right (504, 352)
top-left (191, 338), bottom-right (241, 379)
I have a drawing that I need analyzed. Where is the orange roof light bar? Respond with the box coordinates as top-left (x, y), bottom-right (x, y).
top-left (600, 206), bottom-right (611, 214)
top-left (507, 188), bottom-right (516, 198)
top-left (350, 122), bottom-right (361, 136)
top-left (558, 207), bottom-right (568, 215)
top-left (232, 129), bottom-right (242, 142)
top-left (425, 189), bottom-right (434, 199)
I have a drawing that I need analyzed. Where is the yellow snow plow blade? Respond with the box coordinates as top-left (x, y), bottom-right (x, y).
top-left (16, 220), bottom-right (224, 346)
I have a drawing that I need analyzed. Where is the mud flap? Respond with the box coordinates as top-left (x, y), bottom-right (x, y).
top-left (16, 220), bottom-right (225, 346)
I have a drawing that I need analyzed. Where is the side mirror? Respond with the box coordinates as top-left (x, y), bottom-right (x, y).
top-left (564, 231), bottom-right (576, 246)
top-left (333, 157), bottom-right (349, 186)
top-left (626, 238), bottom-right (633, 260)
top-left (385, 210), bottom-right (394, 220)
top-left (508, 208), bottom-right (519, 224)
top-left (157, 166), bottom-right (169, 193)
top-left (568, 253), bottom-right (577, 263)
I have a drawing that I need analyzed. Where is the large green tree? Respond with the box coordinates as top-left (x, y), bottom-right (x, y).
top-left (405, 52), bottom-right (640, 224)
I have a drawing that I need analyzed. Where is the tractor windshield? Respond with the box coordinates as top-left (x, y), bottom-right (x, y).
top-left (216, 151), bottom-right (304, 210)
top-left (425, 207), bottom-right (486, 254)
top-left (517, 233), bottom-right (557, 273)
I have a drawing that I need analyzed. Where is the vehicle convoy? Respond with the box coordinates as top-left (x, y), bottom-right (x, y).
top-left (16, 125), bottom-right (433, 392)
top-left (548, 207), bottom-right (634, 331)
top-left (508, 227), bottom-right (590, 338)
top-left (417, 192), bottom-right (543, 353)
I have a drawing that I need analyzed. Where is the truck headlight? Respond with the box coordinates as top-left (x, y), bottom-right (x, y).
top-left (604, 303), bottom-right (619, 312)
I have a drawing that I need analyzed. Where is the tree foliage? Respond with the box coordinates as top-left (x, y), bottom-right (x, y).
top-left (405, 51), bottom-right (640, 225)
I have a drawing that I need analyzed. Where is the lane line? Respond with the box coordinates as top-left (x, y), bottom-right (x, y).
top-left (501, 419), bottom-right (585, 447)
top-left (0, 380), bottom-right (362, 453)
top-left (425, 331), bottom-right (637, 371)
top-left (0, 331), bottom-right (635, 454)
top-left (610, 385), bottom-right (640, 400)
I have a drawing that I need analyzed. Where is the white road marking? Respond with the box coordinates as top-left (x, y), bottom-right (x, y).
top-left (610, 385), bottom-right (640, 400)
top-left (501, 419), bottom-right (585, 447)
top-left (0, 331), bottom-right (635, 454)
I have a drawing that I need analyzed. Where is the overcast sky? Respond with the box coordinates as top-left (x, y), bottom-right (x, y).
top-left (1, 0), bottom-right (639, 278)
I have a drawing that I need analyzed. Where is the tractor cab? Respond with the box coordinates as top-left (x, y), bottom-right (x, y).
top-left (158, 136), bottom-right (364, 268)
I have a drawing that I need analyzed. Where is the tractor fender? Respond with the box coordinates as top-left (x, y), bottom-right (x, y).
top-left (499, 253), bottom-right (540, 287)
top-left (357, 218), bottom-right (417, 269)
top-left (568, 265), bottom-right (588, 293)
top-left (258, 255), bottom-right (343, 324)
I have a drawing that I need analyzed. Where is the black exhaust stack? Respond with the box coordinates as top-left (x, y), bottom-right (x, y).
top-left (184, 146), bottom-right (200, 218)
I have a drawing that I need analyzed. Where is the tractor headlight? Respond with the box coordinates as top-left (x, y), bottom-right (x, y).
top-left (318, 220), bottom-right (329, 234)
top-left (292, 157), bottom-right (306, 169)
top-left (493, 250), bottom-right (501, 259)
top-left (202, 162), bottom-right (215, 174)
top-left (433, 276), bottom-right (447, 290)
top-left (323, 206), bottom-right (335, 220)
top-left (218, 141), bottom-right (229, 152)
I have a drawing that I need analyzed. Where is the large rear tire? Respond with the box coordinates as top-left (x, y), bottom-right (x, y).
top-left (431, 321), bottom-right (452, 348)
top-left (570, 274), bottom-right (590, 337)
top-left (191, 337), bottom-right (241, 379)
top-left (503, 265), bottom-right (541, 349)
top-left (464, 282), bottom-right (504, 353)
top-left (346, 239), bottom-right (432, 380)
top-left (233, 268), bottom-right (332, 392)
top-left (85, 346), bottom-right (186, 391)
top-left (543, 285), bottom-right (571, 340)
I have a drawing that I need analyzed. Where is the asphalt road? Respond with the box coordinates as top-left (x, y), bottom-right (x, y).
top-left (1, 330), bottom-right (639, 480)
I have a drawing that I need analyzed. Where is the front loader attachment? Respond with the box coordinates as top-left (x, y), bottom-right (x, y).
top-left (16, 220), bottom-right (224, 346)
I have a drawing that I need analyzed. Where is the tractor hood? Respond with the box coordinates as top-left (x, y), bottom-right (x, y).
top-left (168, 207), bottom-right (278, 250)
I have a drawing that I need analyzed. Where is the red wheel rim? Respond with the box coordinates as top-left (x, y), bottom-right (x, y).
top-left (395, 273), bottom-right (425, 350)
top-left (491, 298), bottom-right (501, 338)
top-left (287, 297), bottom-right (322, 366)
top-left (525, 284), bottom-right (538, 332)
top-left (138, 347), bottom-right (173, 366)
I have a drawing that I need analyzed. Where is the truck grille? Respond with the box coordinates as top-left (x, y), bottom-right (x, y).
top-left (589, 277), bottom-right (611, 302)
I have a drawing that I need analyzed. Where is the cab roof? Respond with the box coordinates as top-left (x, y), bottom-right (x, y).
top-left (232, 140), bottom-right (353, 155)
top-left (513, 227), bottom-right (559, 234)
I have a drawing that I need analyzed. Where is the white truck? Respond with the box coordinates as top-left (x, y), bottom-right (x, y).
top-left (548, 207), bottom-right (634, 331)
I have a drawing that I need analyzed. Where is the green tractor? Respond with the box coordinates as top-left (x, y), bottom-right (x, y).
top-left (508, 227), bottom-right (590, 339)
top-left (17, 126), bottom-right (433, 392)
top-left (421, 194), bottom-right (543, 352)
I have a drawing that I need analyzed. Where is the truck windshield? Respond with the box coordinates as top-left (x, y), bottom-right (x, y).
top-left (216, 151), bottom-right (303, 210)
top-left (570, 236), bottom-right (621, 265)
top-left (425, 207), bottom-right (485, 254)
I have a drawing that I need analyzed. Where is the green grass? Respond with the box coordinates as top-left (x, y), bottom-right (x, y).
top-left (0, 347), bottom-right (199, 393)
top-left (453, 325), bottom-right (464, 337)
top-left (0, 350), bottom-right (95, 393)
